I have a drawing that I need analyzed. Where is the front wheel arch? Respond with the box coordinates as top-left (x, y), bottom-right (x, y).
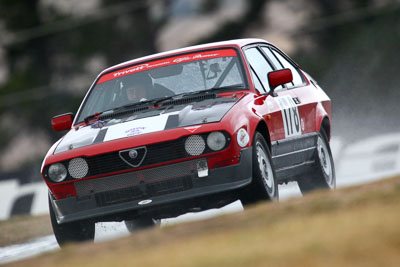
top-left (254, 120), bottom-right (272, 151)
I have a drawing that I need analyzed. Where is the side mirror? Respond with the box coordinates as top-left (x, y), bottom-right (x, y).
top-left (51, 113), bottom-right (74, 131)
top-left (268, 68), bottom-right (293, 92)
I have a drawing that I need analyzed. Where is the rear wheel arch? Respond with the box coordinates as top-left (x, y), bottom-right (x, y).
top-left (297, 129), bottom-right (336, 193)
top-left (315, 101), bottom-right (331, 139)
top-left (320, 116), bottom-right (331, 139)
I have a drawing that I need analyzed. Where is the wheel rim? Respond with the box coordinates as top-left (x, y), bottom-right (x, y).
top-left (256, 142), bottom-right (275, 195)
top-left (317, 136), bottom-right (333, 187)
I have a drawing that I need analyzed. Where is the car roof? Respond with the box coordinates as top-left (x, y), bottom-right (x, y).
top-left (99, 38), bottom-right (269, 76)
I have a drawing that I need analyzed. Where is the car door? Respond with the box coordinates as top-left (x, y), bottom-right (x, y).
top-left (262, 46), bottom-right (317, 136)
top-left (243, 46), bottom-right (292, 143)
top-left (244, 44), bottom-right (317, 181)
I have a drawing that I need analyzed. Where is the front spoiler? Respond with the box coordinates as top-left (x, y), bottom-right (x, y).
top-left (51, 147), bottom-right (253, 224)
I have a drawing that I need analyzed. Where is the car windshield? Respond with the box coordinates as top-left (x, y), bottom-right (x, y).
top-left (76, 48), bottom-right (247, 123)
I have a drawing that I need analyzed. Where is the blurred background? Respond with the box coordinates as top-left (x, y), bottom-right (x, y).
top-left (0, 0), bottom-right (400, 219)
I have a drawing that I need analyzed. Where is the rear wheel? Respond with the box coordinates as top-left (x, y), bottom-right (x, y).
top-left (49, 195), bottom-right (95, 246)
top-left (297, 130), bottom-right (336, 193)
top-left (240, 132), bottom-right (278, 205)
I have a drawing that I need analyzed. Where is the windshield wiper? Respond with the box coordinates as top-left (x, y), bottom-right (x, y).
top-left (83, 109), bottom-right (114, 124)
top-left (83, 96), bottom-right (174, 123)
top-left (83, 85), bottom-right (246, 123)
top-left (178, 85), bottom-right (246, 98)
top-left (153, 85), bottom-right (246, 107)
top-left (115, 98), bottom-right (160, 111)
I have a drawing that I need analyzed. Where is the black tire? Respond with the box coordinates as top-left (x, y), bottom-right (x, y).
top-left (297, 130), bottom-right (336, 194)
top-left (125, 218), bottom-right (158, 233)
top-left (49, 195), bottom-right (95, 246)
top-left (240, 132), bottom-right (279, 205)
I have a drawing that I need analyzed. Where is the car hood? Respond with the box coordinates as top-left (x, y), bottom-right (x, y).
top-left (54, 97), bottom-right (239, 154)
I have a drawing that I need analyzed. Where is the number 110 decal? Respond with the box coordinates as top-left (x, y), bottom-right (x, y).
top-left (275, 95), bottom-right (302, 138)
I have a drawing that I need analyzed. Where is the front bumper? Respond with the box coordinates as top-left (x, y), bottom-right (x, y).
top-left (51, 147), bottom-right (252, 224)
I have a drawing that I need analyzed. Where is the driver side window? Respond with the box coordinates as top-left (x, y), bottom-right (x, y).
top-left (244, 47), bottom-right (273, 93)
top-left (250, 69), bottom-right (264, 93)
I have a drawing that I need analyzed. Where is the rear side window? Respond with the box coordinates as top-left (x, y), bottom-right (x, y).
top-left (270, 49), bottom-right (304, 87)
top-left (244, 47), bottom-right (273, 93)
top-left (261, 47), bottom-right (283, 70)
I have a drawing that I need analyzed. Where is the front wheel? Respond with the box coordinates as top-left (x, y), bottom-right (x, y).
top-left (49, 195), bottom-right (95, 246)
top-left (240, 132), bottom-right (278, 205)
top-left (297, 130), bottom-right (336, 193)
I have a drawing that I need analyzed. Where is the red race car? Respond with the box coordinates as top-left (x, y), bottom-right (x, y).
top-left (42, 38), bottom-right (335, 245)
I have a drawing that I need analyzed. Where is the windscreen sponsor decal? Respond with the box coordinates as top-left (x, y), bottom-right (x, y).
top-left (97, 49), bottom-right (237, 84)
top-left (103, 114), bottom-right (171, 142)
top-left (275, 95), bottom-right (302, 138)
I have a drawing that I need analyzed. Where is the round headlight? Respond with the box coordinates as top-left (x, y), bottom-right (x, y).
top-left (207, 131), bottom-right (226, 151)
top-left (48, 163), bottom-right (68, 182)
top-left (68, 158), bottom-right (89, 179)
top-left (185, 135), bottom-right (205, 156)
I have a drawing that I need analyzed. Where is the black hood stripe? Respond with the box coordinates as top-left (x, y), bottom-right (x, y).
top-left (164, 114), bottom-right (180, 130)
top-left (93, 128), bottom-right (108, 144)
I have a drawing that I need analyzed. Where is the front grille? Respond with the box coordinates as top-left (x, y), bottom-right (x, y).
top-left (75, 159), bottom-right (199, 203)
top-left (87, 138), bottom-right (188, 177)
top-left (62, 131), bottom-right (230, 180)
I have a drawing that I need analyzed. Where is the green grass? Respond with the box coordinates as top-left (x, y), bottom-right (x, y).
top-left (4, 176), bottom-right (400, 267)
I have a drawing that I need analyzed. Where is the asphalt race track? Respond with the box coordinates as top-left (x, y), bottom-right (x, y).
top-left (1, 133), bottom-right (400, 264)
